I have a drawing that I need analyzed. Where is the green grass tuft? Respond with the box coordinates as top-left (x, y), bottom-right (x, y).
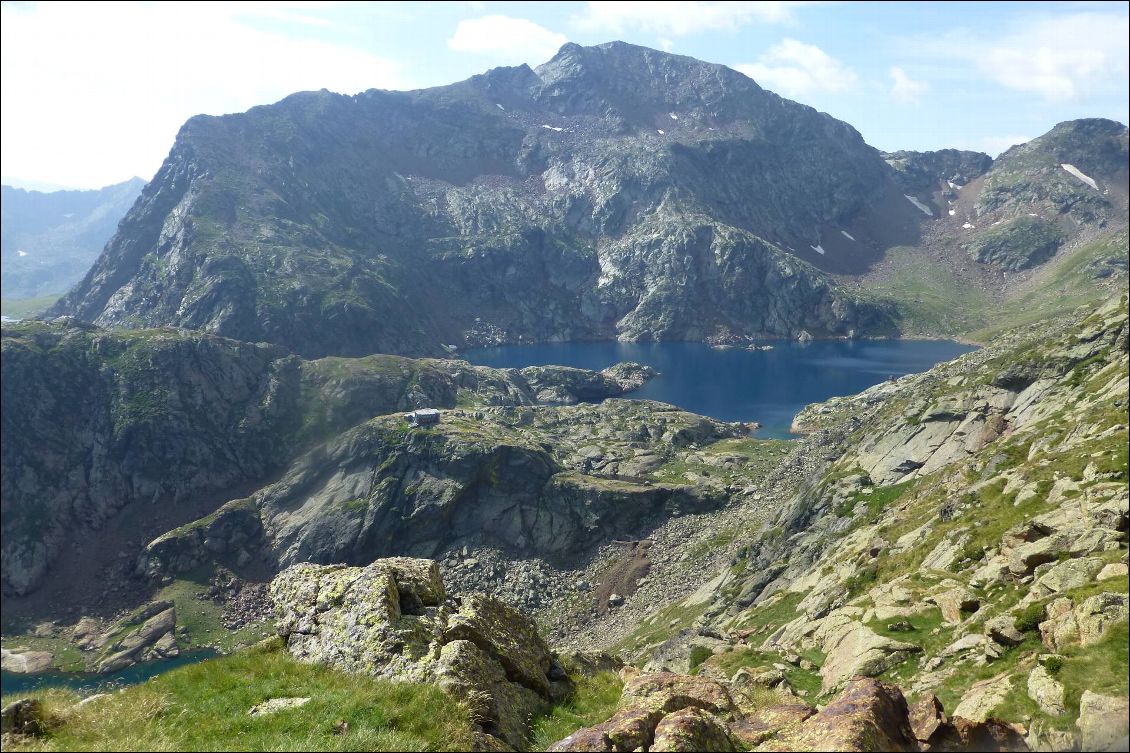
top-left (528, 671), bottom-right (623, 751)
top-left (1, 639), bottom-right (476, 752)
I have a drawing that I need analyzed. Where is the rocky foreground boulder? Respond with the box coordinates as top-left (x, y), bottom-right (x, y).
top-left (270, 556), bottom-right (573, 749)
top-left (548, 673), bottom-right (1028, 752)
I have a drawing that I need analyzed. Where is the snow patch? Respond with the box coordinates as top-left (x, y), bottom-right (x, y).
top-left (657, 129), bottom-right (665, 135)
top-left (948, 209), bottom-right (956, 216)
top-left (904, 194), bottom-right (933, 216)
top-left (496, 103), bottom-right (505, 110)
top-left (811, 244), bottom-right (826, 255)
top-left (669, 112), bottom-right (678, 120)
top-left (840, 230), bottom-right (855, 241)
top-left (17, 250), bottom-right (28, 257)
top-left (962, 222), bottom-right (975, 229)
top-left (541, 124), bottom-right (563, 132)
top-left (1061, 163), bottom-right (1098, 190)
top-left (1028, 213), bottom-right (1039, 217)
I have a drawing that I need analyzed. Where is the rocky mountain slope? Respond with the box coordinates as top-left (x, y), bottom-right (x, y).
top-left (48, 45), bottom-right (1128, 356)
top-left (589, 293), bottom-right (1128, 751)
top-left (851, 119), bottom-right (1128, 337)
top-left (1, 178), bottom-right (145, 300)
top-left (3, 300), bottom-right (1126, 751)
top-left (0, 318), bottom-right (655, 600)
top-left (49, 42), bottom-right (943, 356)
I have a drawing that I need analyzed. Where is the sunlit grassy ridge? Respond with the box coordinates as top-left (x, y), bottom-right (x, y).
top-left (1, 639), bottom-right (476, 752)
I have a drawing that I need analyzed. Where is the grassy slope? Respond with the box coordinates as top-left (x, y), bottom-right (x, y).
top-left (528, 672), bottom-right (623, 751)
top-left (855, 227), bottom-right (1128, 341)
top-left (0, 295), bottom-right (60, 319)
top-left (706, 295), bottom-right (1129, 725)
top-left (1, 640), bottom-right (476, 752)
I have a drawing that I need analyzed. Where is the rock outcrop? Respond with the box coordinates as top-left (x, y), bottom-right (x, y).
top-left (549, 674), bottom-right (1027, 752)
top-left (1, 319), bottom-right (655, 597)
top-left (95, 601), bottom-right (180, 673)
top-left (620, 293), bottom-right (1128, 749)
top-left (270, 557), bottom-right (570, 749)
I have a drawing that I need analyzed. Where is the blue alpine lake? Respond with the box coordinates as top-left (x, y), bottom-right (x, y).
top-left (0, 650), bottom-right (217, 696)
top-left (464, 339), bottom-right (976, 438)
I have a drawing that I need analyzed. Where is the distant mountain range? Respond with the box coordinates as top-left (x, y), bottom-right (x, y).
top-left (1, 177), bottom-right (145, 300)
top-left (49, 42), bottom-right (1127, 357)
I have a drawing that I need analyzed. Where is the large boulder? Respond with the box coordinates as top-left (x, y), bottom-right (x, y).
top-left (0, 648), bottom-right (54, 674)
top-left (1077, 691), bottom-right (1130, 752)
top-left (1074, 592), bottom-right (1128, 646)
top-left (96, 605), bottom-right (178, 673)
top-left (650, 707), bottom-right (736, 752)
top-left (270, 557), bottom-right (565, 749)
top-left (763, 677), bottom-right (917, 752)
top-left (952, 673), bottom-right (1012, 723)
top-left (1026, 666), bottom-right (1066, 716)
top-left (815, 617), bottom-right (921, 693)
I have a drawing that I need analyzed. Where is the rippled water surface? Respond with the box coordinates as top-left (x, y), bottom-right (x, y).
top-left (464, 339), bottom-right (976, 438)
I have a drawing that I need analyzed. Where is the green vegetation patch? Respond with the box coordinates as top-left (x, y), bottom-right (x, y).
top-left (967, 217), bottom-right (1065, 272)
top-left (0, 295), bottom-right (61, 319)
top-left (528, 671), bottom-right (623, 751)
top-left (1, 639), bottom-right (476, 752)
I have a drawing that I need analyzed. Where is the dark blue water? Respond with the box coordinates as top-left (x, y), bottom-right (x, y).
top-left (464, 340), bottom-right (976, 438)
top-left (0, 650), bottom-right (217, 696)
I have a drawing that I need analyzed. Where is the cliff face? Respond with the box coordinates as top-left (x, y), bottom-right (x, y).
top-left (0, 319), bottom-right (653, 597)
top-left (51, 42), bottom-right (908, 356)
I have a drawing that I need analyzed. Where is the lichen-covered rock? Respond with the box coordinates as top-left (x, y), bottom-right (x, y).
top-left (1074, 592), bottom-right (1128, 647)
top-left (933, 587), bottom-right (980, 625)
top-left (619, 671), bottom-right (736, 717)
top-left (1077, 691), bottom-right (1130, 752)
top-left (443, 593), bottom-right (553, 697)
top-left (247, 697), bottom-right (310, 717)
top-left (1026, 665), bottom-right (1066, 716)
top-left (727, 704), bottom-right (815, 748)
top-left (952, 673), bottom-right (1012, 723)
top-left (557, 651), bottom-right (624, 678)
top-left (270, 557), bottom-right (562, 749)
top-left (763, 677), bottom-right (917, 752)
top-left (816, 618), bottom-right (921, 693)
top-left (650, 707), bottom-right (736, 752)
top-left (909, 692), bottom-right (947, 742)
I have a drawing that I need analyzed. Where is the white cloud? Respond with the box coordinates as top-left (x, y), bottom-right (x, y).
top-left (733, 39), bottom-right (857, 97)
top-left (447, 15), bottom-right (568, 65)
top-left (904, 11), bottom-right (1129, 103)
top-left (574, 1), bottom-right (804, 36)
top-left (979, 13), bottom-right (1128, 101)
top-left (889, 66), bottom-right (928, 104)
top-left (0, 2), bottom-right (406, 189)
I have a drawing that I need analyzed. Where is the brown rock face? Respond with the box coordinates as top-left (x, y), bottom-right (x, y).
top-left (910, 692), bottom-right (948, 742)
top-left (547, 707), bottom-right (664, 752)
top-left (728, 704), bottom-right (816, 748)
top-left (650, 707), bottom-right (736, 752)
top-left (770, 677), bottom-right (917, 752)
top-left (620, 671), bottom-right (737, 716)
top-left (927, 716), bottom-right (1029, 752)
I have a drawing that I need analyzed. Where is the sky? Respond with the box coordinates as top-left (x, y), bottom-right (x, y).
top-left (2, 0), bottom-right (1127, 190)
